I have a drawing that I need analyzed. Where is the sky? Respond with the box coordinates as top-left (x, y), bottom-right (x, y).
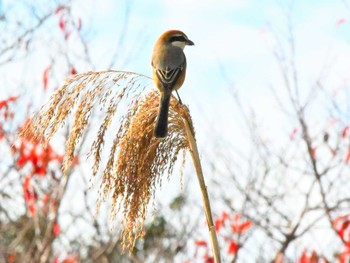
top-left (75, 0), bottom-right (350, 143)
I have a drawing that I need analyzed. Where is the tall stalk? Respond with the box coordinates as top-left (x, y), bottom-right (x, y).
top-left (183, 118), bottom-right (221, 263)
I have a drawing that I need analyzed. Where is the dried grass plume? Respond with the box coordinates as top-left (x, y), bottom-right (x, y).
top-left (19, 70), bottom-right (195, 251)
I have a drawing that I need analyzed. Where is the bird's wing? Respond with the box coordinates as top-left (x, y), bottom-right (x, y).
top-left (152, 47), bottom-right (186, 91)
top-left (155, 65), bottom-right (184, 90)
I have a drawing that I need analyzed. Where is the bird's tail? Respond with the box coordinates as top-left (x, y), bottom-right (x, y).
top-left (154, 92), bottom-right (171, 138)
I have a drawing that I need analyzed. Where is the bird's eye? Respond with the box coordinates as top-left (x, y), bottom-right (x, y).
top-left (169, 35), bottom-right (186, 42)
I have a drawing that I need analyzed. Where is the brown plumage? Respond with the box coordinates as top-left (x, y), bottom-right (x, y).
top-left (151, 30), bottom-right (194, 138)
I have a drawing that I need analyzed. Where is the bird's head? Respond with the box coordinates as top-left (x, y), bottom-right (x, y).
top-left (159, 30), bottom-right (194, 49)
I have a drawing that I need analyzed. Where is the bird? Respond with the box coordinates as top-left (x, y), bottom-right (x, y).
top-left (151, 30), bottom-right (194, 138)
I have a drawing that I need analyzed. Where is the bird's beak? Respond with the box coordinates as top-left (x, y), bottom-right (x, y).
top-left (187, 39), bottom-right (195, 46)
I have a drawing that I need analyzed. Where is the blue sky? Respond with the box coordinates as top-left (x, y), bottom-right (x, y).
top-left (82, 0), bottom-right (350, 103)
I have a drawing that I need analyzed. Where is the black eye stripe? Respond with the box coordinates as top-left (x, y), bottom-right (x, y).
top-left (170, 36), bottom-right (186, 42)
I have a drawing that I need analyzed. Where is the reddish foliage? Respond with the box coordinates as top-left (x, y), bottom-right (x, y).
top-left (42, 193), bottom-right (50, 206)
top-left (0, 96), bottom-right (16, 138)
top-left (233, 213), bottom-right (241, 221)
top-left (55, 5), bottom-right (66, 14)
top-left (53, 222), bottom-right (60, 236)
top-left (340, 221), bottom-right (350, 240)
top-left (62, 255), bottom-right (78, 263)
top-left (298, 251), bottom-right (308, 263)
top-left (231, 214), bottom-right (252, 234)
top-left (28, 202), bottom-right (36, 215)
top-left (55, 5), bottom-right (72, 40)
top-left (298, 250), bottom-right (319, 263)
top-left (23, 175), bottom-right (31, 190)
top-left (274, 252), bottom-right (284, 263)
top-left (345, 149), bottom-right (350, 164)
top-left (7, 254), bottom-right (17, 263)
top-left (23, 186), bottom-right (37, 202)
top-left (222, 211), bottom-right (229, 220)
top-left (337, 18), bottom-right (346, 26)
top-left (59, 15), bottom-right (66, 31)
top-left (9, 119), bottom-right (65, 216)
top-left (333, 214), bottom-right (350, 262)
top-left (195, 240), bottom-right (208, 247)
top-left (215, 211), bottom-right (230, 232)
top-left (22, 175), bottom-right (37, 215)
top-left (290, 128), bottom-right (298, 140)
top-left (339, 247), bottom-right (350, 263)
top-left (231, 220), bottom-right (252, 234)
top-left (342, 126), bottom-right (349, 138)
top-left (227, 240), bottom-right (239, 255)
top-left (57, 13), bottom-right (72, 40)
top-left (195, 212), bottom-right (253, 261)
top-left (215, 218), bottom-right (224, 232)
top-left (0, 125), bottom-right (3, 141)
top-left (14, 131), bottom-right (63, 177)
top-left (311, 147), bottom-right (317, 158)
top-left (202, 255), bottom-right (214, 263)
top-left (55, 6), bottom-right (72, 40)
top-left (70, 67), bottom-right (77, 75)
top-left (58, 14), bottom-right (71, 40)
top-left (333, 214), bottom-right (350, 243)
top-left (72, 155), bottom-right (79, 166)
top-left (310, 251), bottom-right (318, 263)
top-left (0, 96), bottom-right (18, 110)
top-left (43, 66), bottom-right (51, 90)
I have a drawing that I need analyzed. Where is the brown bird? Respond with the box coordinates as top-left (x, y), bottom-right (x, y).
top-left (151, 30), bottom-right (194, 138)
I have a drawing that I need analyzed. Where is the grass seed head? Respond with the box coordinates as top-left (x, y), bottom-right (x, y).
top-left (19, 70), bottom-right (195, 251)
